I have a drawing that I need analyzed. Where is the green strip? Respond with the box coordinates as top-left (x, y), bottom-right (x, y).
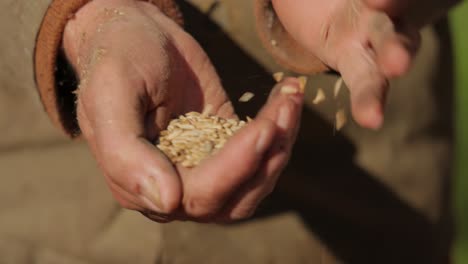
top-left (450, 1), bottom-right (468, 263)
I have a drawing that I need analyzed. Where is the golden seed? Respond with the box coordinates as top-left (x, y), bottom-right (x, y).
top-left (273, 72), bottom-right (284, 82)
top-left (336, 109), bottom-right (347, 131)
top-left (166, 129), bottom-right (183, 140)
top-left (313, 88), bottom-right (326, 105)
top-left (156, 111), bottom-right (247, 168)
top-left (239, 92), bottom-right (255, 103)
top-left (175, 123), bottom-right (195, 130)
top-left (298, 76), bottom-right (308, 93)
top-left (334, 77), bottom-right (344, 98)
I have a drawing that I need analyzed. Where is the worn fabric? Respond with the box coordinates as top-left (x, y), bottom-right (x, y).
top-left (0, 0), bottom-right (454, 263)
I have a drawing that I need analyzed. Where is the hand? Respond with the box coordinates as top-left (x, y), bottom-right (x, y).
top-left (63, 0), bottom-right (304, 222)
top-left (272, 0), bottom-right (458, 129)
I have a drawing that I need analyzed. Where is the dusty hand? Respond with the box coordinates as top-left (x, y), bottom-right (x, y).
top-left (272, 0), bottom-right (450, 129)
top-left (64, 0), bottom-right (304, 222)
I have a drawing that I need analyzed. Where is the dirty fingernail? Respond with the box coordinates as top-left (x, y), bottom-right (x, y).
top-left (142, 178), bottom-right (164, 211)
top-left (277, 103), bottom-right (292, 130)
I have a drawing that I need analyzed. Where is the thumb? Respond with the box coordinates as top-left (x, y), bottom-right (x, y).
top-left (79, 62), bottom-right (182, 214)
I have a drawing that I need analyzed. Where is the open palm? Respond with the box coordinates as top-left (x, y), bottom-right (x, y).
top-left (64, 0), bottom-right (304, 223)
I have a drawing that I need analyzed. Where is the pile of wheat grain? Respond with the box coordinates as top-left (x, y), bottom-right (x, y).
top-left (156, 112), bottom-right (247, 168)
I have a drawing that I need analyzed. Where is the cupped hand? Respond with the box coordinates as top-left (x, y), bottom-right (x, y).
top-left (272, 0), bottom-right (430, 129)
top-left (63, 0), bottom-right (304, 222)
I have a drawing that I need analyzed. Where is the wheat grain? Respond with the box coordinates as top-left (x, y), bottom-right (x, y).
top-left (334, 77), bottom-right (344, 98)
top-left (239, 92), bottom-right (255, 102)
top-left (298, 76), bottom-right (308, 93)
top-left (313, 88), bottom-right (326, 105)
top-left (335, 109), bottom-right (347, 131)
top-left (156, 112), bottom-right (247, 168)
top-left (273, 72), bottom-right (284, 82)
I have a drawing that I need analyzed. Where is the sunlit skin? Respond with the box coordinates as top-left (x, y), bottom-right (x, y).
top-left (273, 0), bottom-right (459, 129)
top-left (64, 0), bottom-right (304, 223)
top-left (63, 0), bottom-right (459, 223)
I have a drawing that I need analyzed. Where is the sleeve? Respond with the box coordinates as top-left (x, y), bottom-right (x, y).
top-left (34, 0), bottom-right (182, 137)
top-left (254, 0), bottom-right (328, 74)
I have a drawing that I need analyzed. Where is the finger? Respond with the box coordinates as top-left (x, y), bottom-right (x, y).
top-left (77, 114), bottom-right (148, 212)
top-left (369, 14), bottom-right (421, 78)
top-left (337, 44), bottom-right (388, 130)
top-left (80, 61), bottom-right (182, 214)
top-left (220, 79), bottom-right (305, 221)
top-left (182, 118), bottom-right (277, 218)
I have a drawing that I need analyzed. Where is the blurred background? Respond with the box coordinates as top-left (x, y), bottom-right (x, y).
top-left (0, 1), bottom-right (466, 263)
top-left (451, 1), bottom-right (468, 263)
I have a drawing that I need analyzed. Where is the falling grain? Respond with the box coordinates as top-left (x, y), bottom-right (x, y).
top-left (238, 92), bottom-right (255, 102)
top-left (335, 109), bottom-right (347, 131)
top-left (298, 76), bottom-right (308, 93)
top-left (313, 88), bottom-right (326, 105)
top-left (273, 72), bottom-right (284, 82)
top-left (334, 77), bottom-right (344, 98)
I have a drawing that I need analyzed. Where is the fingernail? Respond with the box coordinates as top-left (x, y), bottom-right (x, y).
top-left (256, 128), bottom-right (271, 154)
top-left (142, 178), bottom-right (164, 211)
top-left (277, 103), bottom-right (291, 130)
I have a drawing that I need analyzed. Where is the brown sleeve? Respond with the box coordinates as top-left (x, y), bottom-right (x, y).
top-left (34, 0), bottom-right (182, 137)
top-left (254, 0), bottom-right (328, 74)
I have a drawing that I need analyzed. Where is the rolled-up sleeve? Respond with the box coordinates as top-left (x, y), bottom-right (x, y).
top-left (254, 0), bottom-right (328, 74)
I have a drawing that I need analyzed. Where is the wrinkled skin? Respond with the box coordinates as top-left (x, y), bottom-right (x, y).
top-left (63, 0), bottom-right (459, 223)
top-left (64, 0), bottom-right (304, 223)
top-left (273, 0), bottom-right (459, 129)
